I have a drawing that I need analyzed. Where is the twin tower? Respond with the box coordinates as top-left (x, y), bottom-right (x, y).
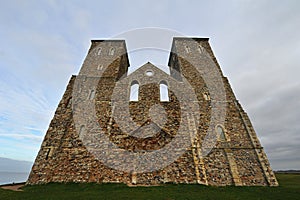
top-left (27, 37), bottom-right (278, 186)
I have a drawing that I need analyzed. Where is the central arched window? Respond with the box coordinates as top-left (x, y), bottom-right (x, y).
top-left (130, 81), bottom-right (139, 101)
top-left (160, 81), bottom-right (169, 102)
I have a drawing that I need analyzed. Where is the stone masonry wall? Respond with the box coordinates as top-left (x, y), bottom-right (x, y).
top-left (27, 38), bottom-right (278, 186)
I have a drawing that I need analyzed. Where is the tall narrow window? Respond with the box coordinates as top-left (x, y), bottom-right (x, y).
top-left (79, 125), bottom-right (85, 135)
top-left (216, 125), bottom-right (226, 141)
top-left (198, 45), bottom-right (205, 54)
top-left (97, 64), bottom-right (103, 70)
top-left (185, 45), bottom-right (190, 53)
top-left (130, 81), bottom-right (139, 101)
top-left (97, 47), bottom-right (102, 55)
top-left (89, 89), bottom-right (96, 100)
top-left (203, 92), bottom-right (210, 101)
top-left (109, 47), bottom-right (115, 56)
top-left (160, 81), bottom-right (169, 102)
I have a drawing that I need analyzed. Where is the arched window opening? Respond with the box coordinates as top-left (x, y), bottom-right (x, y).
top-left (216, 125), bottom-right (226, 141)
top-left (97, 64), bottom-right (103, 70)
top-left (160, 81), bottom-right (169, 102)
top-left (203, 92), bottom-right (210, 101)
top-left (185, 45), bottom-right (190, 53)
top-left (172, 55), bottom-right (176, 61)
top-left (130, 81), bottom-right (139, 101)
top-left (198, 45), bottom-right (205, 54)
top-left (89, 89), bottom-right (96, 100)
top-left (79, 125), bottom-right (85, 135)
top-left (97, 48), bottom-right (102, 55)
top-left (109, 47), bottom-right (115, 56)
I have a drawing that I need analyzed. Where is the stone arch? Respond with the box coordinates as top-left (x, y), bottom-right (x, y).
top-left (203, 92), bottom-right (210, 101)
top-left (79, 125), bottom-right (85, 135)
top-left (109, 47), bottom-right (115, 56)
top-left (215, 124), bottom-right (227, 141)
top-left (89, 89), bottom-right (96, 100)
top-left (97, 47), bottom-right (102, 55)
top-left (159, 80), bottom-right (169, 102)
top-left (97, 64), bottom-right (103, 70)
top-left (130, 80), bottom-right (139, 101)
top-left (185, 45), bottom-right (190, 53)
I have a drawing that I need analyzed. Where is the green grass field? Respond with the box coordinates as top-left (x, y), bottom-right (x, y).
top-left (1, 173), bottom-right (299, 200)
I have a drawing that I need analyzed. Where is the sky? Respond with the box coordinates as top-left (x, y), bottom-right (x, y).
top-left (0, 0), bottom-right (299, 170)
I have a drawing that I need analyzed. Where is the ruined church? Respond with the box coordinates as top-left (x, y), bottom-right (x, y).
top-left (27, 37), bottom-right (278, 186)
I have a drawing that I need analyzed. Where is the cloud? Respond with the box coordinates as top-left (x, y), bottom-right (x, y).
top-left (0, 133), bottom-right (43, 142)
top-left (0, 78), bottom-right (51, 142)
top-left (0, 0), bottom-right (299, 170)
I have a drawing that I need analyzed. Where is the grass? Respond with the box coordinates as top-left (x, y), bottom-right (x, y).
top-left (0, 173), bottom-right (299, 200)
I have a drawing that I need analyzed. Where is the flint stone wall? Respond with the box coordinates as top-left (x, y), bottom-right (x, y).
top-left (27, 38), bottom-right (278, 186)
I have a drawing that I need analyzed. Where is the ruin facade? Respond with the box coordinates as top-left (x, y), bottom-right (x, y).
top-left (27, 37), bottom-right (278, 186)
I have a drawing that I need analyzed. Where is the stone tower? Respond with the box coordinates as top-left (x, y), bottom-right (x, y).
top-left (27, 37), bottom-right (278, 186)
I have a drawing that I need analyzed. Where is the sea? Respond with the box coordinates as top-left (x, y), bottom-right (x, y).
top-left (0, 172), bottom-right (30, 185)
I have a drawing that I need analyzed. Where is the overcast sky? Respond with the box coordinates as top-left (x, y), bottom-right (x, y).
top-left (0, 0), bottom-right (299, 170)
